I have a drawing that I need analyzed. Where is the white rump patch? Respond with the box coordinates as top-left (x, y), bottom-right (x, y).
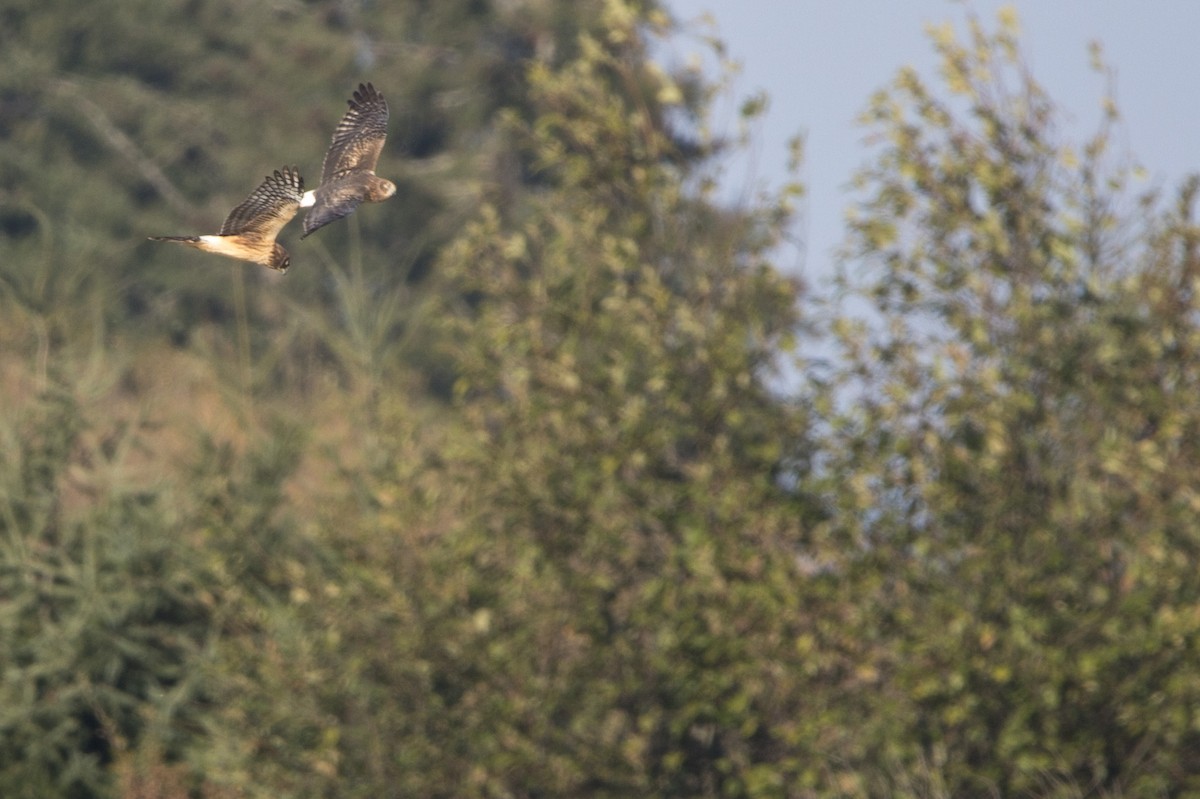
top-left (299, 190), bottom-right (317, 208)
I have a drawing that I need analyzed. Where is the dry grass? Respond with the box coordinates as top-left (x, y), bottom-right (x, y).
top-left (0, 309), bottom-right (398, 531)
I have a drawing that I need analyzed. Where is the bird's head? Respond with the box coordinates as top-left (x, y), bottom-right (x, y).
top-left (269, 243), bottom-right (291, 274)
top-left (369, 176), bottom-right (397, 202)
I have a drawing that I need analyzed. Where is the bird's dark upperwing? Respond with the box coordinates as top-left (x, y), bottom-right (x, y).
top-left (301, 176), bottom-right (368, 238)
top-left (320, 83), bottom-right (389, 184)
top-left (219, 167), bottom-right (304, 240)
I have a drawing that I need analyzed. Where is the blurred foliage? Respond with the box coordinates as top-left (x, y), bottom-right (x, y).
top-left (821, 11), bottom-right (1200, 797)
top-left (0, 0), bottom-right (705, 364)
top-left (4, 1), bottom-right (1200, 798)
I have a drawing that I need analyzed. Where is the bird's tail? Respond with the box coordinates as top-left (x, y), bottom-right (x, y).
top-left (148, 235), bottom-right (201, 244)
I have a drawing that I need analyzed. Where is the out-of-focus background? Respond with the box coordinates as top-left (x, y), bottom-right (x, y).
top-left (668, 1), bottom-right (1200, 280)
top-left (3, 1), bottom-right (1200, 797)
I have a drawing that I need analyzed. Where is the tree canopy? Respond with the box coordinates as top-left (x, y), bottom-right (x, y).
top-left (3, 2), bottom-right (1200, 798)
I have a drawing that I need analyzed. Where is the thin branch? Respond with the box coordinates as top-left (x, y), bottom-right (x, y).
top-left (50, 78), bottom-right (196, 219)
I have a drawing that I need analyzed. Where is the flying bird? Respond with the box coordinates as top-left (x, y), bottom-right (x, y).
top-left (149, 167), bottom-right (305, 273)
top-left (299, 82), bottom-right (396, 238)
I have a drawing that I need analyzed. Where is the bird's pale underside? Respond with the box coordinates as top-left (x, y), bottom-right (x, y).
top-left (148, 166), bottom-right (304, 273)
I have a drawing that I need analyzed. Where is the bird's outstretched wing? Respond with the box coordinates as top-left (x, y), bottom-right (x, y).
top-left (301, 83), bottom-right (395, 238)
top-left (320, 82), bottom-right (389, 183)
top-left (301, 184), bottom-right (367, 238)
top-left (219, 166), bottom-right (305, 241)
top-left (149, 166), bottom-right (304, 272)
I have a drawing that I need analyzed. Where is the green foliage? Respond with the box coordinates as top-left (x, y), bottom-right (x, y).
top-left (0, 379), bottom-right (202, 798)
top-left (182, 7), bottom-right (815, 797)
top-left (8, 2), bottom-right (1200, 798)
top-left (822, 10), bottom-right (1200, 796)
top-left (0, 341), bottom-right (314, 799)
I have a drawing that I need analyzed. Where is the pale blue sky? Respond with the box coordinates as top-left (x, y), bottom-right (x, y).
top-left (664, 1), bottom-right (1200, 283)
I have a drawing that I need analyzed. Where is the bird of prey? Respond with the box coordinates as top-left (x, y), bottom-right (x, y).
top-left (149, 167), bottom-right (304, 273)
top-left (299, 82), bottom-right (396, 238)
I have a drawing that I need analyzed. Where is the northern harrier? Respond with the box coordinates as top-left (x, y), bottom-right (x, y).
top-left (149, 166), bottom-right (304, 273)
top-left (299, 82), bottom-right (396, 238)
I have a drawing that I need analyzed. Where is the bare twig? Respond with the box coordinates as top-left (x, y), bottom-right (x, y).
top-left (50, 78), bottom-right (196, 219)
